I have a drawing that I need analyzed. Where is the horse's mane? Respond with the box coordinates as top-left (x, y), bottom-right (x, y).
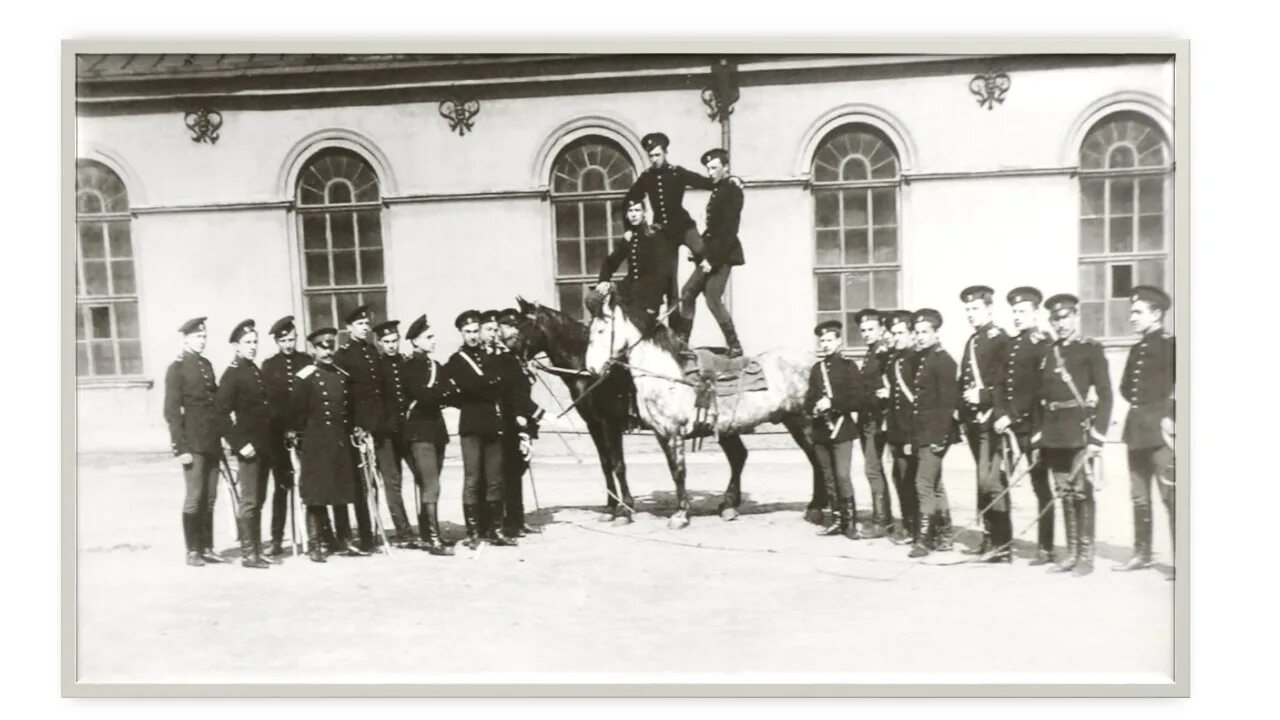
top-left (522, 298), bottom-right (588, 356)
top-left (590, 287), bottom-right (688, 359)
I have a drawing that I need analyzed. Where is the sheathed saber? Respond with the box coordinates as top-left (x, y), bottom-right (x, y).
top-left (287, 442), bottom-right (306, 555)
top-left (818, 360), bottom-right (845, 437)
top-left (216, 454), bottom-right (242, 540)
top-left (353, 432), bottom-right (394, 555)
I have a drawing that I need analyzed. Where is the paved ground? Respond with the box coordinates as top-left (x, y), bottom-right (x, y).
top-left (74, 438), bottom-right (1175, 684)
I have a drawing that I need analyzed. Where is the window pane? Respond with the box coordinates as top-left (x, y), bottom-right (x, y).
top-left (1079, 263), bottom-right (1106, 301)
top-left (91, 340), bottom-right (117, 376)
top-left (363, 292), bottom-right (387, 322)
top-left (555, 204), bottom-right (581, 240)
top-left (78, 192), bottom-right (103, 215)
top-left (872, 226), bottom-right (898, 263)
top-left (76, 342), bottom-right (90, 376)
top-left (872, 270), bottom-right (898, 307)
top-left (583, 202), bottom-right (608, 239)
top-left (1138, 178), bottom-right (1164, 215)
top-left (845, 313), bottom-right (863, 346)
top-left (83, 260), bottom-right (109, 295)
top-left (842, 190), bottom-right (868, 227)
top-left (307, 294), bottom-right (333, 329)
top-left (333, 251), bottom-right (358, 286)
top-left (334, 294), bottom-right (361, 326)
top-left (358, 212), bottom-right (382, 248)
top-left (1080, 218), bottom-right (1105, 255)
top-left (557, 240), bottom-right (583, 276)
top-left (844, 272), bottom-right (871, 309)
top-left (1080, 179), bottom-right (1105, 217)
top-left (1080, 302), bottom-right (1104, 337)
top-left (583, 239), bottom-right (608, 275)
top-left (331, 213), bottom-right (355, 249)
top-left (1108, 146), bottom-right (1136, 169)
top-left (1110, 179), bottom-right (1135, 215)
top-left (360, 250), bottom-right (384, 284)
top-left (1109, 217), bottom-right (1134, 253)
top-left (815, 229), bottom-right (841, 266)
top-left (305, 252), bottom-right (330, 287)
top-left (814, 192), bottom-right (839, 228)
top-left (79, 223), bottom-right (105, 259)
top-left (1138, 216), bottom-right (1164, 252)
top-left (75, 307), bottom-right (86, 340)
top-left (108, 223), bottom-right (132, 258)
top-left (1107, 299), bottom-right (1129, 337)
top-left (816, 274), bottom-right (841, 311)
top-left (580, 168), bottom-right (606, 192)
top-left (119, 340), bottom-right (143, 375)
top-left (89, 305), bottom-right (113, 339)
top-left (1137, 259), bottom-right (1165, 288)
top-left (841, 156), bottom-right (870, 181)
top-left (116, 301), bottom-right (140, 338)
top-left (111, 260), bottom-right (136, 294)
top-left (302, 214), bottom-right (327, 250)
top-left (844, 228), bottom-right (869, 265)
top-left (1111, 264), bottom-right (1134, 298)
top-left (327, 182), bottom-right (352, 204)
top-left (871, 188), bottom-right (897, 225)
top-left (609, 204), bottom-right (625, 237)
top-left (558, 283), bottom-right (585, 322)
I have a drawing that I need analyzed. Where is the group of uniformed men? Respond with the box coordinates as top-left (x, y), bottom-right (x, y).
top-left (803, 285), bottom-right (1176, 576)
top-left (163, 306), bottom-right (546, 568)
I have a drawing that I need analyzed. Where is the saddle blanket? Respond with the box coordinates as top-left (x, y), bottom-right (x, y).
top-left (681, 347), bottom-right (768, 397)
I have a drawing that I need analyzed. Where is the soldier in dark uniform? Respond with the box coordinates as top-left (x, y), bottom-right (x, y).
top-left (1114, 286), bottom-right (1176, 574)
top-left (1032, 294), bottom-right (1113, 576)
top-left (804, 319), bottom-right (867, 540)
top-left (993, 286), bottom-right (1055, 564)
top-left (595, 199), bottom-right (683, 332)
top-left (374, 319), bottom-right (419, 548)
top-left (403, 315), bottom-right (455, 555)
top-left (214, 319), bottom-right (273, 569)
top-left (957, 285), bottom-right (1014, 560)
top-left (291, 327), bottom-right (363, 562)
top-left (164, 317), bottom-right (227, 566)
top-left (332, 304), bottom-right (381, 553)
top-left (882, 310), bottom-right (921, 545)
top-left (446, 310), bottom-right (515, 549)
top-left (676, 148), bottom-right (746, 355)
top-left (260, 315), bottom-right (312, 556)
top-left (854, 308), bottom-right (893, 538)
top-left (906, 309), bottom-right (960, 558)
top-left (497, 308), bottom-right (547, 537)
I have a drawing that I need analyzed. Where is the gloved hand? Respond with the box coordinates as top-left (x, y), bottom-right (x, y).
top-left (519, 433), bottom-right (532, 462)
top-left (176, 453), bottom-right (193, 466)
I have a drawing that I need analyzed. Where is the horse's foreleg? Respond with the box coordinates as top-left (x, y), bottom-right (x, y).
top-left (718, 433), bottom-right (747, 521)
top-left (783, 415), bottom-right (828, 525)
top-left (584, 418), bottom-right (618, 518)
top-left (656, 434), bottom-right (690, 529)
top-left (608, 422), bottom-right (634, 523)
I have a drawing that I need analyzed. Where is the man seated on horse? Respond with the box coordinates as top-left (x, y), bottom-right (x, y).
top-left (676, 148), bottom-right (746, 357)
top-left (594, 199), bottom-right (682, 334)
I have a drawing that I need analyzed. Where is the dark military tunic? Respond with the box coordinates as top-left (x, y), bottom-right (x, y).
top-left (858, 341), bottom-right (892, 430)
top-left (489, 344), bottom-right (544, 437)
top-left (380, 353), bottom-right (412, 436)
top-left (885, 348), bottom-right (918, 445)
top-left (1120, 330), bottom-right (1175, 450)
top-left (911, 345), bottom-right (960, 448)
top-left (958, 323), bottom-right (1010, 425)
top-left (446, 345), bottom-right (505, 437)
top-left (625, 163), bottom-right (714, 236)
top-left (163, 350), bottom-right (222, 455)
top-left (993, 328), bottom-right (1050, 434)
top-left (598, 224), bottom-right (679, 317)
top-left (290, 362), bottom-right (358, 505)
top-left (804, 353), bottom-right (863, 444)
top-left (335, 337), bottom-right (387, 435)
top-left (215, 357), bottom-right (273, 460)
top-left (404, 351), bottom-right (452, 448)
top-left (1033, 337), bottom-right (1113, 449)
top-left (262, 350), bottom-right (308, 429)
top-left (700, 176), bottom-right (746, 268)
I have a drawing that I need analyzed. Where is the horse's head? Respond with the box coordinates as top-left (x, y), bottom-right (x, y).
top-left (584, 289), bottom-right (641, 374)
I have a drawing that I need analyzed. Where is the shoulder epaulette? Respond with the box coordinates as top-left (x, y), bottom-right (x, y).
top-left (296, 365), bottom-right (316, 379)
top-left (1030, 331), bottom-right (1047, 343)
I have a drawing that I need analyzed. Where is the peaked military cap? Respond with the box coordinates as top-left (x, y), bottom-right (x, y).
top-left (178, 317), bottom-right (207, 335)
top-left (268, 315), bottom-right (295, 338)
top-left (479, 309), bottom-right (501, 325)
top-left (640, 132), bottom-right (670, 151)
top-left (959, 285), bottom-right (995, 303)
top-left (852, 308), bottom-right (883, 326)
top-left (307, 327), bottom-right (338, 345)
top-left (229, 319), bottom-right (256, 343)
top-left (373, 320), bottom-right (400, 339)
top-left (813, 319), bottom-right (843, 337)
top-left (701, 147), bottom-right (729, 166)
top-left (886, 310), bottom-right (914, 329)
top-left (913, 308), bottom-right (943, 330)
top-left (406, 314), bottom-right (430, 341)
top-left (344, 304), bottom-right (373, 325)
top-left (1130, 285), bottom-right (1171, 312)
top-left (497, 308), bottom-right (523, 326)
top-left (454, 310), bottom-right (482, 330)
top-left (1007, 286), bottom-right (1044, 307)
top-left (1045, 293), bottom-right (1080, 318)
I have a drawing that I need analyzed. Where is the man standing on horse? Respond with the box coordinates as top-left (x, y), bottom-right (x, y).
top-left (805, 319), bottom-right (867, 540)
top-left (906, 309), bottom-right (961, 558)
top-left (595, 199), bottom-right (680, 332)
top-left (675, 148), bottom-right (746, 357)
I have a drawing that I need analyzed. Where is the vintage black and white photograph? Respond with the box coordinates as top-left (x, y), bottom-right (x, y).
top-left (66, 46), bottom-right (1185, 691)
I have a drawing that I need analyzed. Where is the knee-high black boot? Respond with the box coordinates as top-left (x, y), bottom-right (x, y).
top-left (485, 500), bottom-right (517, 547)
top-left (182, 513), bottom-right (204, 566)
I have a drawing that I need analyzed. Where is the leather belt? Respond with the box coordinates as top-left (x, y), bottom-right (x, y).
top-left (1042, 399), bottom-right (1082, 411)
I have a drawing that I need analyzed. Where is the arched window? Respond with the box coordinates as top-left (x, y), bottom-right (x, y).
top-left (76, 160), bottom-right (142, 378)
top-left (549, 137), bottom-right (636, 321)
top-left (1078, 112), bottom-right (1173, 337)
top-left (811, 125), bottom-right (902, 344)
top-left (296, 148), bottom-right (386, 339)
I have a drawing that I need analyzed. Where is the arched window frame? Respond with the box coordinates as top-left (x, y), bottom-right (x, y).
top-left (1076, 111), bottom-right (1174, 339)
top-left (75, 160), bottom-right (143, 379)
top-left (810, 124), bottom-right (903, 346)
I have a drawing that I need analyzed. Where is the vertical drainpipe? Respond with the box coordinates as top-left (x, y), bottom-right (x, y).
top-left (700, 58), bottom-right (740, 314)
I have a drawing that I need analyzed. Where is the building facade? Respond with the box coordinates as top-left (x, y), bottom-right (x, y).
top-left (73, 53), bottom-right (1176, 449)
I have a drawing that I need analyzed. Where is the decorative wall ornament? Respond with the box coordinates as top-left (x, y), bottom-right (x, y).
top-left (701, 58), bottom-right (740, 123)
top-left (183, 108), bottom-right (223, 144)
top-left (439, 94), bottom-right (481, 136)
top-left (969, 71), bottom-right (1011, 110)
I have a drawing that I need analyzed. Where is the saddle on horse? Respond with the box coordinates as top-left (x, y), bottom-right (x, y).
top-left (679, 347), bottom-right (768, 436)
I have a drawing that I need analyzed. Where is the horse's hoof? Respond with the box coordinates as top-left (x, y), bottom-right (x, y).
top-left (804, 508), bottom-right (826, 526)
top-left (720, 507), bottom-right (740, 522)
top-left (612, 514), bottom-right (633, 526)
top-left (668, 514), bottom-right (690, 530)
